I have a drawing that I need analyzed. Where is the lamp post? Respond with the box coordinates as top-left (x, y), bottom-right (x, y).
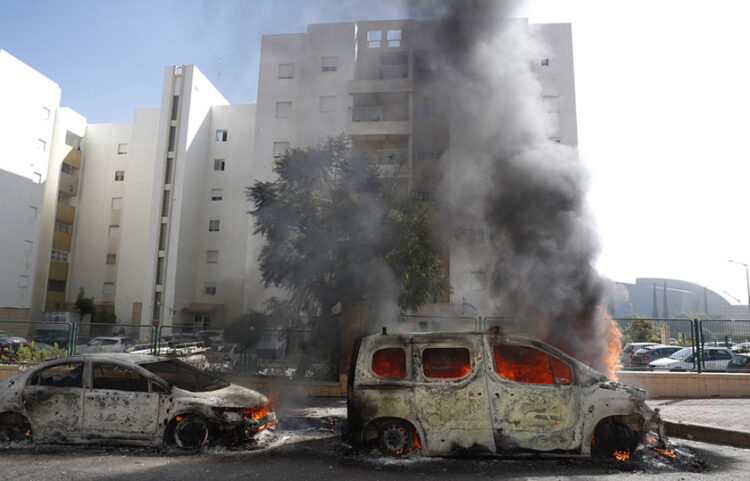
top-left (728, 259), bottom-right (750, 320)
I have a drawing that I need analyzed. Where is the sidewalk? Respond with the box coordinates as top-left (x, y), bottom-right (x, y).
top-left (647, 398), bottom-right (750, 448)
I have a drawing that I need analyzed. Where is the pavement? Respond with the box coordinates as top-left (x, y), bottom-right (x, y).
top-left (276, 396), bottom-right (750, 449)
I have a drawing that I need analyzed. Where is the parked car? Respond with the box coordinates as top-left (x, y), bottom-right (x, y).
top-left (731, 342), bottom-right (750, 353)
top-left (345, 331), bottom-right (665, 458)
top-left (620, 342), bottom-right (660, 368)
top-left (726, 353), bottom-right (750, 373)
top-left (629, 345), bottom-right (682, 368)
top-left (648, 346), bottom-right (734, 371)
top-left (77, 337), bottom-right (135, 354)
top-left (197, 330), bottom-right (225, 347)
top-left (0, 330), bottom-right (13, 343)
top-left (0, 353), bottom-right (276, 449)
top-left (205, 344), bottom-right (243, 370)
top-left (163, 334), bottom-right (204, 347)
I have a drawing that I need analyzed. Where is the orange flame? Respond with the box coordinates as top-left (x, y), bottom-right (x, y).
top-left (646, 434), bottom-right (657, 444)
top-left (413, 429), bottom-right (422, 450)
top-left (601, 310), bottom-right (622, 381)
top-left (25, 429), bottom-right (31, 438)
top-left (651, 447), bottom-right (677, 458)
top-left (613, 449), bottom-right (631, 461)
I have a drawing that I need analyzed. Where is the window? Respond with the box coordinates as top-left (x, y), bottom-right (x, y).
top-left (206, 250), bottom-right (218, 264)
top-left (61, 162), bottom-right (79, 176)
top-left (51, 249), bottom-right (69, 262)
top-left (319, 96), bottom-right (336, 113)
top-left (493, 344), bottom-right (573, 385)
top-left (272, 142), bottom-right (290, 159)
top-left (42, 106), bottom-right (50, 120)
top-left (168, 126), bottom-right (176, 152)
top-left (114, 170), bottom-right (125, 181)
top-left (171, 95), bottom-right (180, 121)
top-left (92, 364), bottom-right (149, 392)
top-left (28, 206), bottom-right (37, 218)
top-left (278, 63), bottom-right (294, 79)
top-left (387, 29), bottom-right (402, 48)
top-left (106, 253), bottom-right (117, 265)
top-left (37, 139), bottom-right (46, 151)
top-left (204, 282), bottom-right (217, 296)
top-left (19, 275), bottom-right (29, 288)
top-left (322, 56), bottom-right (338, 72)
top-left (371, 348), bottom-right (406, 378)
top-left (215, 130), bottom-right (228, 142)
top-left (367, 31), bottom-right (382, 48)
top-left (23, 240), bottom-right (33, 253)
top-left (161, 190), bottom-right (170, 217)
top-left (210, 189), bottom-right (223, 201)
top-left (164, 157), bottom-right (173, 184)
top-left (111, 197), bottom-right (122, 210)
top-left (54, 220), bottom-right (73, 234)
top-left (47, 280), bottom-right (66, 292)
top-left (33, 363), bottom-right (84, 388)
top-left (108, 225), bottom-right (120, 237)
top-left (158, 223), bottom-right (168, 250)
top-left (275, 101), bottom-right (292, 118)
top-left (155, 257), bottom-right (164, 285)
top-left (103, 282), bottom-right (115, 295)
top-left (117, 143), bottom-right (128, 154)
top-left (209, 219), bottom-right (220, 232)
top-left (541, 58), bottom-right (550, 66)
top-left (213, 159), bottom-right (225, 171)
top-left (422, 348), bottom-right (471, 379)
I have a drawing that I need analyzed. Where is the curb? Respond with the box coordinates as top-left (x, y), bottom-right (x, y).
top-left (665, 421), bottom-right (750, 448)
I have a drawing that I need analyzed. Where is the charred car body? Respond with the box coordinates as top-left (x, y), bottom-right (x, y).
top-left (0, 353), bottom-right (276, 449)
top-left (345, 331), bottom-right (665, 457)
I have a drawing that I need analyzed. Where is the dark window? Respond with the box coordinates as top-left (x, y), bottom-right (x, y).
top-left (371, 348), bottom-right (406, 378)
top-left (92, 364), bottom-right (149, 392)
top-left (158, 223), bottom-right (168, 250)
top-left (47, 279), bottom-right (66, 292)
top-left (141, 359), bottom-right (229, 392)
top-left (32, 363), bottom-right (84, 388)
top-left (493, 344), bottom-right (573, 385)
top-left (164, 157), bottom-right (173, 184)
top-left (171, 95), bottom-right (179, 121)
top-left (168, 126), bottom-right (176, 152)
top-left (422, 348), bottom-right (470, 379)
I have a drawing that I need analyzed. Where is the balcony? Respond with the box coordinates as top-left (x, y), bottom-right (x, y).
top-left (59, 172), bottom-right (79, 196)
top-left (348, 77), bottom-right (411, 95)
top-left (348, 117), bottom-right (411, 136)
top-left (56, 202), bottom-right (75, 224)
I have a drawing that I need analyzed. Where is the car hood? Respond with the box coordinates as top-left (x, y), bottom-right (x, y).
top-left (172, 383), bottom-right (268, 408)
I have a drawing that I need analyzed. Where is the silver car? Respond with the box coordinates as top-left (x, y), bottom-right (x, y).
top-left (648, 346), bottom-right (734, 371)
top-left (0, 353), bottom-right (276, 449)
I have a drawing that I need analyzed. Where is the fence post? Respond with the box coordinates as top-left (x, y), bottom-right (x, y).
top-left (695, 319), bottom-right (703, 374)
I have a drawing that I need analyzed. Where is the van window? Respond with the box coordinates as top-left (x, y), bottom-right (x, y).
top-left (493, 345), bottom-right (573, 385)
top-left (422, 348), bottom-right (470, 378)
top-left (371, 348), bottom-right (406, 378)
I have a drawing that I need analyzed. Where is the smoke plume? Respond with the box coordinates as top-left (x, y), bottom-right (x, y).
top-left (401, 1), bottom-right (616, 373)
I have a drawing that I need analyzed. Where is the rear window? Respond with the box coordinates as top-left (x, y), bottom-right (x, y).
top-left (422, 348), bottom-right (471, 379)
top-left (493, 344), bottom-right (573, 385)
top-left (371, 348), bottom-right (406, 378)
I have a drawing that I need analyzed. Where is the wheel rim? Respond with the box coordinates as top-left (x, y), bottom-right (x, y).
top-left (174, 416), bottom-right (209, 450)
top-left (380, 423), bottom-right (409, 455)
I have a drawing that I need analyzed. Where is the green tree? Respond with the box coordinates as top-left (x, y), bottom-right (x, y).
top-left (74, 288), bottom-right (95, 321)
top-left (224, 311), bottom-right (270, 350)
top-left (247, 135), bottom-right (445, 320)
top-left (622, 314), bottom-right (660, 343)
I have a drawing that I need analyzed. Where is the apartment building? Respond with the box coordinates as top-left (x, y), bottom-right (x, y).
top-left (252, 19), bottom-right (578, 314)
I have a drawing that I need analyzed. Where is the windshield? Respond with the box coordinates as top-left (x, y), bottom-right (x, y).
top-left (141, 359), bottom-right (229, 392)
top-left (669, 347), bottom-right (694, 360)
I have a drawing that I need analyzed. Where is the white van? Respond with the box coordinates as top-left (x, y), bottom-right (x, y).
top-left (344, 330), bottom-right (665, 457)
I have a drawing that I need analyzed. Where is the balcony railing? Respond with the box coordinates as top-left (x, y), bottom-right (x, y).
top-left (352, 106), bottom-right (385, 122)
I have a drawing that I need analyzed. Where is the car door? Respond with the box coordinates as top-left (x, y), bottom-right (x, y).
top-left (411, 337), bottom-right (494, 455)
top-left (22, 361), bottom-right (85, 442)
top-left (82, 362), bottom-right (160, 440)
top-left (706, 349), bottom-right (733, 370)
top-left (485, 339), bottom-right (580, 452)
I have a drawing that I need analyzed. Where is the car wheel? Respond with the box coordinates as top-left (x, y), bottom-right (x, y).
top-left (377, 420), bottom-right (414, 456)
top-left (591, 419), bottom-right (639, 459)
top-left (173, 415), bottom-right (210, 450)
top-left (0, 414), bottom-right (31, 445)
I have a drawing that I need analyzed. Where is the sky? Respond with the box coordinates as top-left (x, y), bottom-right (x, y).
top-left (2, 0), bottom-right (750, 305)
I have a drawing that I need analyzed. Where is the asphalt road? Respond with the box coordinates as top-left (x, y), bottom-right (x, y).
top-left (2, 431), bottom-right (749, 481)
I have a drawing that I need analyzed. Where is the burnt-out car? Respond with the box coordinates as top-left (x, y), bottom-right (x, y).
top-left (0, 353), bottom-right (276, 449)
top-left (345, 331), bottom-right (665, 458)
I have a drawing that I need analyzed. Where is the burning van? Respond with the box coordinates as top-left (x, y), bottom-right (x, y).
top-left (345, 330), bottom-right (665, 458)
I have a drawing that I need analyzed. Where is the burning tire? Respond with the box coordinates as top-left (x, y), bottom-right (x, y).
top-left (592, 419), bottom-right (640, 459)
top-left (377, 420), bottom-right (414, 456)
top-left (173, 415), bottom-right (210, 450)
top-left (0, 412), bottom-right (31, 446)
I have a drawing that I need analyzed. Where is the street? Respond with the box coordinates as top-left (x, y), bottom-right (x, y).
top-left (2, 428), bottom-right (750, 481)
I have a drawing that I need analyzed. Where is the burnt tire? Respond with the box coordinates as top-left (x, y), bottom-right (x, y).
top-left (0, 414), bottom-right (31, 446)
top-left (592, 420), bottom-right (639, 458)
top-left (173, 415), bottom-right (210, 450)
top-left (377, 420), bottom-right (413, 456)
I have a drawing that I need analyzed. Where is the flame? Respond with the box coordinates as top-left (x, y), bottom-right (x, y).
top-left (371, 348), bottom-right (406, 378)
top-left (646, 434), bottom-right (657, 444)
top-left (602, 310), bottom-right (622, 381)
top-left (244, 403), bottom-right (272, 421)
top-left (613, 449), bottom-right (631, 461)
top-left (493, 345), bottom-right (573, 385)
top-left (25, 429), bottom-right (31, 438)
top-left (651, 447), bottom-right (677, 458)
top-left (413, 429), bottom-right (422, 450)
top-left (422, 348), bottom-right (471, 378)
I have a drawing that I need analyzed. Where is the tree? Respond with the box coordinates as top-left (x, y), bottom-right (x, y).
top-left (224, 311), bottom-right (270, 349)
top-left (622, 314), bottom-right (659, 343)
top-left (247, 135), bottom-right (445, 320)
top-left (74, 288), bottom-right (95, 322)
